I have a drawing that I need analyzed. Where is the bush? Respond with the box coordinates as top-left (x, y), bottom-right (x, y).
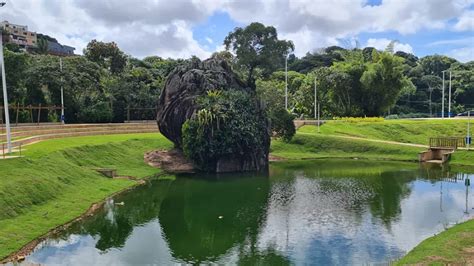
top-left (269, 107), bottom-right (295, 142)
top-left (182, 89), bottom-right (268, 171)
top-left (332, 117), bottom-right (384, 123)
top-left (78, 102), bottom-right (113, 123)
top-left (385, 114), bottom-right (399, 120)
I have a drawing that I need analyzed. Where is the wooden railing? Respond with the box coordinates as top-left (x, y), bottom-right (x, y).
top-left (429, 137), bottom-right (466, 149)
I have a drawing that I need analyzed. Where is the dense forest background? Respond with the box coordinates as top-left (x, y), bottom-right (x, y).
top-left (1, 23), bottom-right (473, 123)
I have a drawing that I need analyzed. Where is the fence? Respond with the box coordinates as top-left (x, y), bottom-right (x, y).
top-left (126, 106), bottom-right (157, 122)
top-left (1, 142), bottom-right (22, 159)
top-left (0, 104), bottom-right (64, 125)
top-left (429, 137), bottom-right (466, 149)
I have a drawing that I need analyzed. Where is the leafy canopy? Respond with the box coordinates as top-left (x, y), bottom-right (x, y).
top-left (224, 22), bottom-right (294, 87)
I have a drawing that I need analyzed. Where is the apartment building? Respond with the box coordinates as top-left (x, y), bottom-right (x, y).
top-left (0, 20), bottom-right (37, 48)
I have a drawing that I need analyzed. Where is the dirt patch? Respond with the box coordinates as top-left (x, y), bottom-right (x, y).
top-left (145, 149), bottom-right (196, 174)
top-left (269, 154), bottom-right (286, 162)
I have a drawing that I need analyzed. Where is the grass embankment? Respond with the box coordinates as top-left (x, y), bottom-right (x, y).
top-left (396, 219), bottom-right (474, 265)
top-left (0, 133), bottom-right (172, 260)
top-left (272, 119), bottom-right (474, 167)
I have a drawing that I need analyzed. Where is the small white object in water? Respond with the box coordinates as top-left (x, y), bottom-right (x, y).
top-left (115, 202), bottom-right (125, 206)
top-left (218, 216), bottom-right (223, 219)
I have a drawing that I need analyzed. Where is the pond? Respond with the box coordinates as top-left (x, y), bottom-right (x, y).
top-left (23, 160), bottom-right (473, 265)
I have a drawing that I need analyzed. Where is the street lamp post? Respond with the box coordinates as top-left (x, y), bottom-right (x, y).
top-left (285, 54), bottom-right (289, 110)
top-left (60, 58), bottom-right (65, 124)
top-left (0, 2), bottom-right (12, 153)
top-left (442, 71), bottom-right (445, 118)
top-left (468, 110), bottom-right (471, 150)
top-left (448, 71), bottom-right (452, 118)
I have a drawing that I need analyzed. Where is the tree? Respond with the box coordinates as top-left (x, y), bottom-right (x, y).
top-left (36, 38), bottom-right (49, 54)
top-left (421, 75), bottom-right (442, 116)
top-left (84, 40), bottom-right (127, 74)
top-left (3, 49), bottom-right (30, 103)
top-left (419, 55), bottom-right (457, 77)
top-left (224, 22), bottom-right (294, 88)
top-left (360, 52), bottom-right (412, 116)
top-left (256, 78), bottom-right (295, 141)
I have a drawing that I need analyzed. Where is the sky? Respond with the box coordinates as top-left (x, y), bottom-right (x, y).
top-left (1, 0), bottom-right (473, 62)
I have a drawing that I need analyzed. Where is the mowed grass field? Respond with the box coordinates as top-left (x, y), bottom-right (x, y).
top-left (272, 118), bottom-right (474, 167)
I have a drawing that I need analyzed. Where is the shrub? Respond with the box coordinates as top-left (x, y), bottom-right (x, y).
top-left (182, 89), bottom-right (268, 171)
top-left (269, 107), bottom-right (295, 142)
top-left (332, 116), bottom-right (384, 123)
top-left (78, 102), bottom-right (113, 123)
top-left (385, 114), bottom-right (399, 120)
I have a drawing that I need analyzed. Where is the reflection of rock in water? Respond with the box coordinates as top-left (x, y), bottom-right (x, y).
top-left (158, 174), bottom-right (270, 263)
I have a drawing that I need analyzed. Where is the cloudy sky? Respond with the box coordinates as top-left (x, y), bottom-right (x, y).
top-left (1, 0), bottom-right (473, 62)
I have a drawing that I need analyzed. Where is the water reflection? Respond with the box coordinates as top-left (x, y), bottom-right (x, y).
top-left (24, 160), bottom-right (473, 265)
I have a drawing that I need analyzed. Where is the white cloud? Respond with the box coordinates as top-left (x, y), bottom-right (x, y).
top-left (448, 46), bottom-right (474, 62)
top-left (221, 0), bottom-right (473, 56)
top-left (428, 37), bottom-right (474, 46)
top-left (366, 38), bottom-right (414, 54)
top-left (205, 37), bottom-right (214, 44)
top-left (454, 10), bottom-right (474, 31)
top-left (0, 0), bottom-right (214, 58)
top-left (0, 0), bottom-right (473, 59)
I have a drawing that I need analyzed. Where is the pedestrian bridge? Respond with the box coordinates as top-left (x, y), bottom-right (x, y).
top-left (419, 137), bottom-right (466, 164)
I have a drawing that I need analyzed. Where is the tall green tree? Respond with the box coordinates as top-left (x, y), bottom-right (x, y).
top-left (84, 40), bottom-right (127, 75)
top-left (224, 22), bottom-right (294, 88)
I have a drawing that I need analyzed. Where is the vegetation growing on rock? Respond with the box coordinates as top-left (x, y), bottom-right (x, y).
top-left (182, 89), bottom-right (269, 171)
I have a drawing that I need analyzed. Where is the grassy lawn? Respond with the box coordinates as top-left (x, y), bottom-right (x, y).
top-left (271, 131), bottom-right (424, 161)
top-left (0, 133), bottom-right (172, 260)
top-left (274, 120), bottom-right (474, 167)
top-left (306, 119), bottom-right (471, 145)
top-left (396, 219), bottom-right (474, 265)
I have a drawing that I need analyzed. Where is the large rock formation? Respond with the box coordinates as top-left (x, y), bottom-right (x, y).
top-left (156, 57), bottom-right (270, 172)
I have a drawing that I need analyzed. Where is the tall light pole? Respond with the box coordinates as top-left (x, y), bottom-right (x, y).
top-left (0, 1), bottom-right (12, 153)
top-left (467, 110), bottom-right (471, 149)
top-left (314, 77), bottom-right (317, 119)
top-left (285, 54), bottom-right (289, 110)
top-left (448, 71), bottom-right (452, 118)
top-left (442, 71), bottom-right (445, 118)
top-left (60, 58), bottom-right (65, 124)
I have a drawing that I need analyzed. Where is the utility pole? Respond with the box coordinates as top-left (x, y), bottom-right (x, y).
top-left (0, 3), bottom-right (12, 154)
top-left (314, 77), bottom-right (317, 119)
top-left (317, 101), bottom-right (320, 133)
top-left (442, 71), bottom-right (445, 118)
top-left (285, 54), bottom-right (289, 110)
top-left (60, 58), bottom-right (65, 124)
top-left (468, 110), bottom-right (471, 150)
top-left (448, 71), bottom-right (452, 118)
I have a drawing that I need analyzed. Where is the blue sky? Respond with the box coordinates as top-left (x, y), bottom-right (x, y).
top-left (1, 0), bottom-right (473, 61)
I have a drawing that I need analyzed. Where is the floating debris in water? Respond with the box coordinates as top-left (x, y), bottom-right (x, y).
top-left (115, 202), bottom-right (125, 206)
top-left (218, 216), bottom-right (223, 219)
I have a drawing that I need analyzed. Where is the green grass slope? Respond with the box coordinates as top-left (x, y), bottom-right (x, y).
top-left (272, 119), bottom-right (474, 167)
top-left (0, 133), bottom-right (172, 260)
top-left (396, 219), bottom-right (474, 265)
top-left (307, 119), bottom-right (470, 145)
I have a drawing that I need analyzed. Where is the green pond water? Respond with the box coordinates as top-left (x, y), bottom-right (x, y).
top-left (23, 160), bottom-right (473, 265)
